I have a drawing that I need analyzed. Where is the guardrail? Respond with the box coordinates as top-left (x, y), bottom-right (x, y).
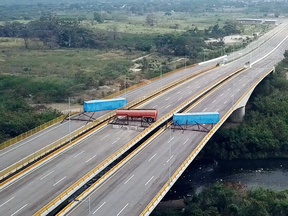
top-left (140, 67), bottom-right (274, 216)
top-left (0, 111), bottom-right (80, 151)
top-left (0, 64), bottom-right (216, 183)
top-left (0, 115), bottom-right (65, 151)
top-left (104, 63), bottom-right (198, 100)
top-left (43, 67), bottom-right (245, 216)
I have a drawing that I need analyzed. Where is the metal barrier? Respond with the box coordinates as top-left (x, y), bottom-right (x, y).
top-left (0, 111), bottom-right (80, 151)
top-left (40, 67), bottom-right (245, 216)
top-left (140, 67), bottom-right (274, 216)
top-left (0, 115), bottom-right (66, 151)
top-left (0, 65), bottom-right (216, 182)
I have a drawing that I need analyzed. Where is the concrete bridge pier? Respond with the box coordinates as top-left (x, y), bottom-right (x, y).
top-left (230, 106), bottom-right (245, 123)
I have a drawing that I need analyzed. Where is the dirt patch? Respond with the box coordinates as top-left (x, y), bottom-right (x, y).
top-left (33, 103), bottom-right (82, 114)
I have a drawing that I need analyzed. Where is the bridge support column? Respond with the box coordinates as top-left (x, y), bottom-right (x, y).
top-left (230, 106), bottom-right (245, 123)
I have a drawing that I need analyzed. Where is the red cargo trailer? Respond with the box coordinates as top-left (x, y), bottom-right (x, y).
top-left (116, 109), bottom-right (158, 123)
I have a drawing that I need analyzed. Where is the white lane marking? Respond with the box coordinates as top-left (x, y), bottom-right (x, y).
top-left (231, 94), bottom-right (234, 97)
top-left (152, 105), bottom-right (157, 108)
top-left (237, 89), bottom-right (240, 92)
top-left (53, 176), bottom-right (66, 187)
top-left (145, 176), bottom-right (154, 186)
top-left (197, 86), bottom-right (201, 88)
top-left (205, 81), bottom-right (208, 84)
top-left (86, 154), bottom-right (97, 163)
top-left (177, 91), bottom-right (181, 94)
top-left (215, 108), bottom-right (219, 112)
top-left (183, 139), bottom-right (189, 145)
top-left (220, 93), bottom-right (224, 96)
top-left (112, 138), bottom-right (121, 145)
top-left (116, 203), bottom-right (129, 216)
top-left (124, 175), bottom-right (134, 185)
top-left (116, 131), bottom-right (121, 135)
top-left (93, 202), bottom-right (106, 214)
top-left (167, 137), bottom-right (174, 143)
top-left (148, 153), bottom-right (157, 162)
top-left (166, 155), bottom-right (174, 163)
top-left (224, 101), bottom-right (227, 104)
top-left (227, 88), bottom-right (230, 91)
top-left (0, 197), bottom-right (14, 208)
top-left (101, 135), bottom-right (109, 140)
top-left (234, 83), bottom-right (236, 86)
top-left (11, 204), bottom-right (27, 216)
top-left (212, 100), bottom-right (216, 103)
top-left (203, 108), bottom-right (207, 112)
top-left (74, 150), bottom-right (85, 158)
top-left (165, 105), bottom-right (171, 109)
top-left (40, 171), bottom-right (54, 180)
top-left (186, 85), bottom-right (191, 89)
top-left (243, 84), bottom-right (245, 86)
top-left (178, 97), bottom-right (182, 101)
top-left (165, 97), bottom-right (170, 101)
top-left (239, 79), bottom-right (242, 81)
top-left (244, 75), bottom-right (246, 78)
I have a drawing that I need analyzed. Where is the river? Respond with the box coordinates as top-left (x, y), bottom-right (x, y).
top-left (162, 158), bottom-right (288, 201)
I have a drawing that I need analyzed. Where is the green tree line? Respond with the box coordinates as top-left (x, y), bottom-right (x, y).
top-left (152, 183), bottom-right (288, 216)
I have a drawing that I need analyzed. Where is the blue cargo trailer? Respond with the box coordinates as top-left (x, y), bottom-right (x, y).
top-left (173, 112), bottom-right (220, 125)
top-left (84, 98), bottom-right (127, 112)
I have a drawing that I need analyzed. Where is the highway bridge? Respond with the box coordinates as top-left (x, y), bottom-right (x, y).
top-left (0, 22), bottom-right (287, 216)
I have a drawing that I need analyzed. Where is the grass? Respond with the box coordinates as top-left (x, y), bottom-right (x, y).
top-left (85, 11), bottom-right (273, 35)
top-left (0, 39), bottom-right (143, 79)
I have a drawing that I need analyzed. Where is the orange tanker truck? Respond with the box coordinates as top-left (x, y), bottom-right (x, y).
top-left (116, 109), bottom-right (158, 123)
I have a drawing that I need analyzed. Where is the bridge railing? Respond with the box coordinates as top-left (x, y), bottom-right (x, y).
top-left (0, 64), bottom-right (216, 183)
top-left (33, 65), bottom-right (220, 216)
top-left (140, 67), bottom-right (274, 216)
top-left (104, 63), bottom-right (198, 100)
top-left (0, 112), bottom-right (79, 151)
top-left (49, 67), bottom-right (246, 216)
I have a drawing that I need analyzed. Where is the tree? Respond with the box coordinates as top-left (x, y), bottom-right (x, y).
top-left (94, 12), bottom-right (104, 23)
top-left (146, 14), bottom-right (157, 26)
top-left (106, 25), bottom-right (120, 41)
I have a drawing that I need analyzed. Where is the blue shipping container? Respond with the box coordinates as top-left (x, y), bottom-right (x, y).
top-left (84, 98), bottom-right (127, 112)
top-left (173, 112), bottom-right (220, 125)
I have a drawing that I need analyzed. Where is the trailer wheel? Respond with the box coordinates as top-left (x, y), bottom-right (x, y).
top-left (147, 117), bottom-right (153, 123)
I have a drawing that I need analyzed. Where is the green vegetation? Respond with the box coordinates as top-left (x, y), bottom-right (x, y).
top-left (198, 53), bottom-right (288, 160)
top-left (0, 91), bottom-right (61, 143)
top-left (152, 183), bottom-right (288, 216)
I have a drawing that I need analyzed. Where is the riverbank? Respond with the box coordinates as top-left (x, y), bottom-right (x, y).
top-left (152, 158), bottom-right (288, 216)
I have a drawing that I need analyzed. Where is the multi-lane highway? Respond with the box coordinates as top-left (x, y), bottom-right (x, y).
top-left (66, 30), bottom-right (288, 216)
top-left (0, 22), bottom-right (287, 216)
top-left (0, 61), bottom-right (216, 172)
